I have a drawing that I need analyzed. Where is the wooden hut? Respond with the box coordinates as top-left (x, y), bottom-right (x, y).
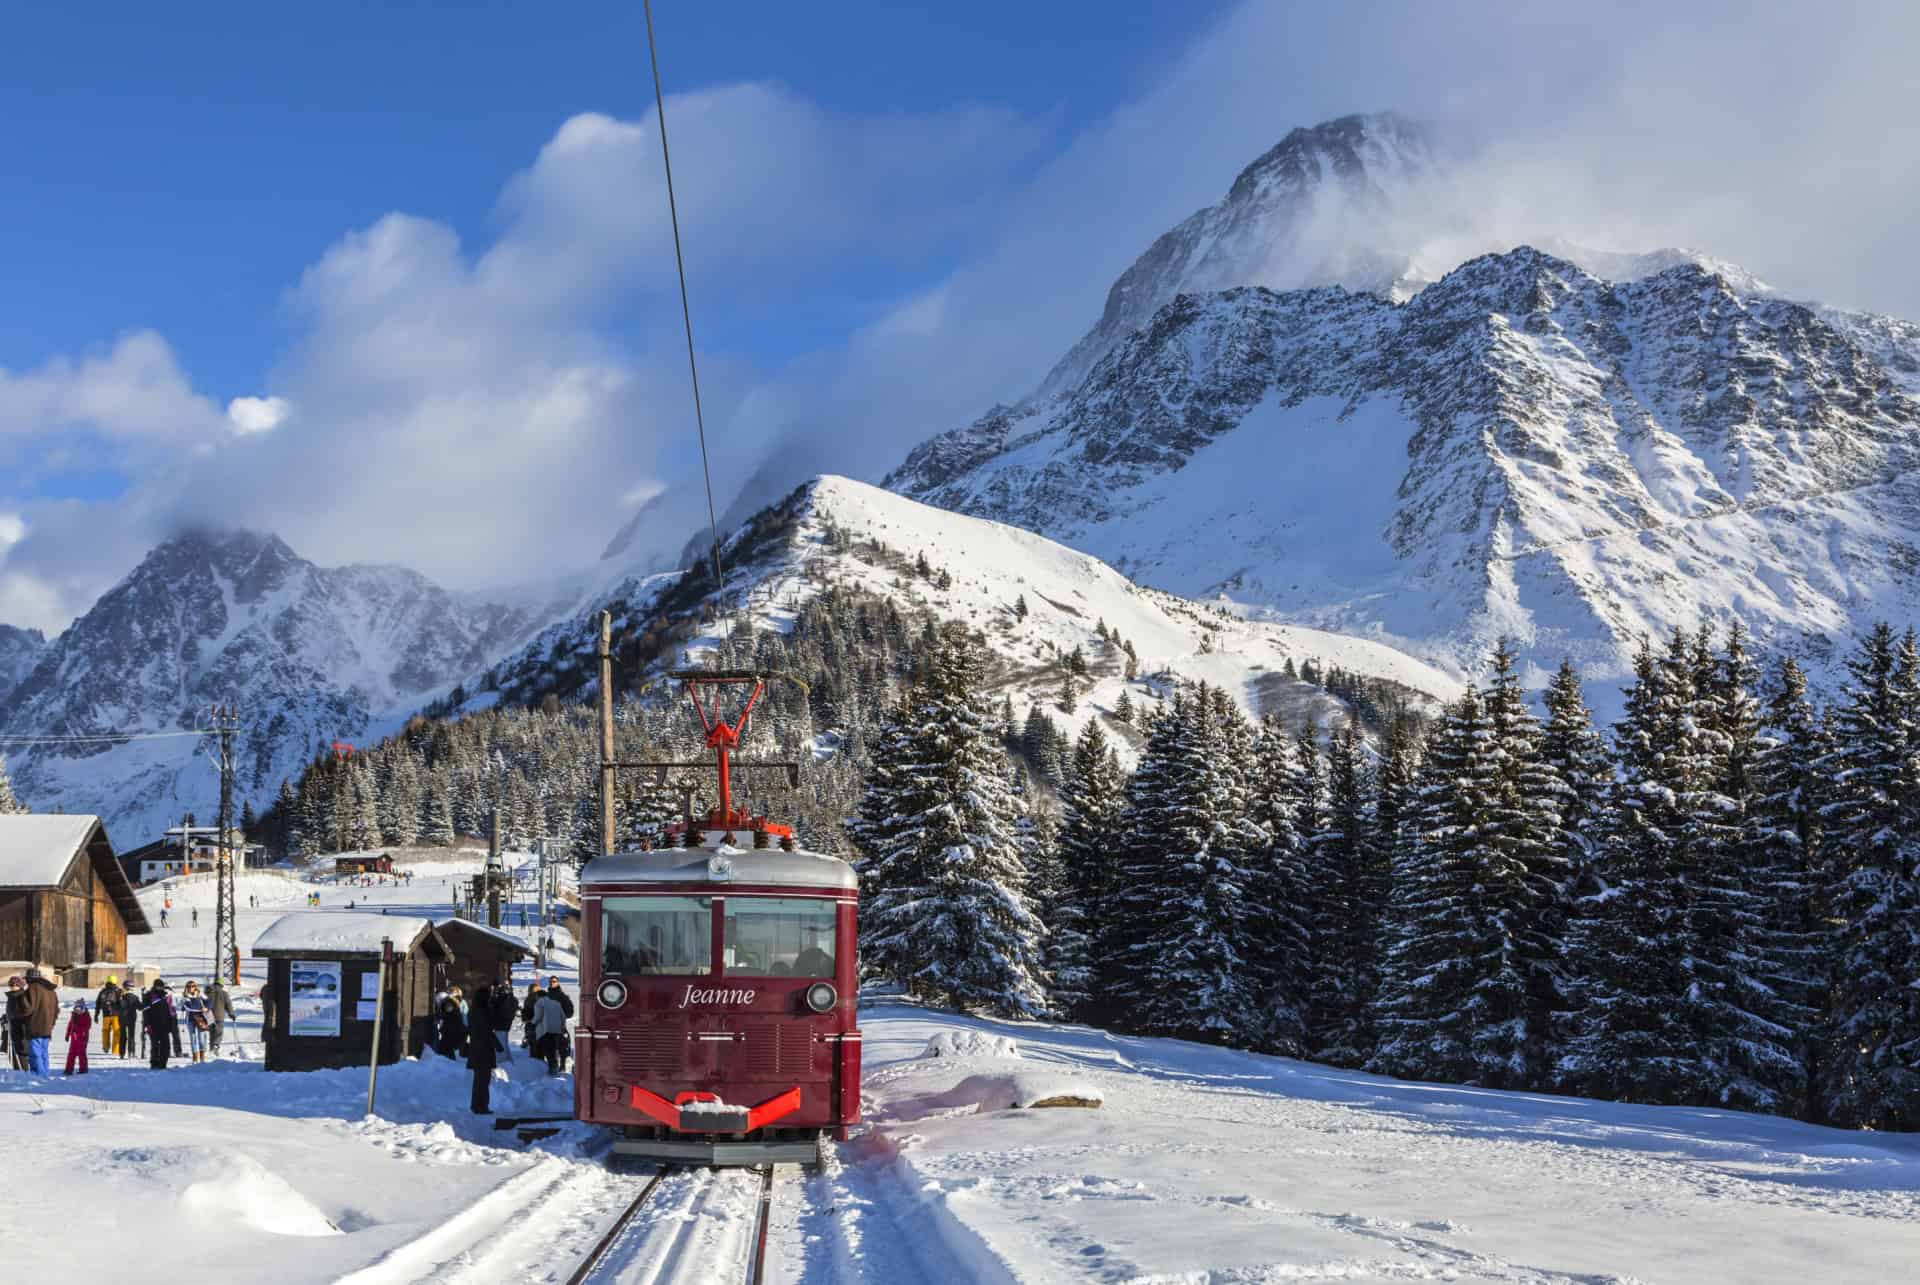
top-left (252, 913), bottom-right (449, 1071)
top-left (435, 917), bottom-right (533, 1000)
top-left (0, 814), bottom-right (150, 973)
top-left (334, 853), bottom-right (394, 877)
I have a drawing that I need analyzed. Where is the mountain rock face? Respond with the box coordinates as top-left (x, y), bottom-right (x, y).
top-left (1039, 112), bottom-right (1443, 399)
top-left (889, 247), bottom-right (1920, 695)
top-left (0, 530), bottom-right (537, 838)
top-left (468, 475), bottom-right (1460, 760)
top-left (0, 624), bottom-right (45, 706)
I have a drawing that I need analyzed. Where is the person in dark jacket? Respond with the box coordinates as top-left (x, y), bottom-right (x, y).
top-left (117, 985), bottom-right (142, 1058)
top-left (206, 980), bottom-right (237, 1054)
top-left (545, 978), bottom-right (574, 1069)
top-left (433, 991), bottom-right (466, 1058)
top-left (144, 981), bottom-right (178, 1070)
top-left (465, 991), bottom-right (498, 1113)
top-left (95, 979), bottom-right (122, 1055)
top-left (23, 968), bottom-right (59, 1076)
top-left (531, 990), bottom-right (566, 1074)
top-left (519, 983), bottom-right (540, 1053)
top-left (3, 975), bottom-right (29, 1071)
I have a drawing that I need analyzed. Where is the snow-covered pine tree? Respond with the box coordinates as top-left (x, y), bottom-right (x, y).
top-left (1539, 659), bottom-right (1613, 877)
top-left (1056, 719), bottom-right (1125, 1021)
top-left (1563, 631), bottom-right (1717, 1104)
top-left (1103, 686), bottom-right (1267, 1043)
top-left (418, 779), bottom-right (456, 847)
top-left (0, 755), bottom-right (25, 814)
top-left (1480, 640), bottom-right (1573, 1088)
top-left (1816, 623), bottom-right (1920, 1129)
top-left (1744, 654), bottom-right (1830, 1118)
top-left (1244, 715), bottom-right (1313, 1054)
top-left (848, 625), bottom-right (1049, 1017)
top-left (1371, 686), bottom-right (1501, 1084)
top-left (1305, 720), bottom-right (1383, 1066)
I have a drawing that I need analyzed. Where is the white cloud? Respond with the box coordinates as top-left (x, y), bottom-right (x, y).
top-left (0, 513), bottom-right (23, 549)
top-left (226, 395), bottom-right (290, 435)
top-left (0, 331), bottom-right (224, 442)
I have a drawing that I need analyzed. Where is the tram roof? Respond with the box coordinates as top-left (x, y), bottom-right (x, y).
top-left (579, 843), bottom-right (857, 892)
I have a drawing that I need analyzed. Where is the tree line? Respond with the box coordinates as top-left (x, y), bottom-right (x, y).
top-left (853, 620), bottom-right (1920, 1132)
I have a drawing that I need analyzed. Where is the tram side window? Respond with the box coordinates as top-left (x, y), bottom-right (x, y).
top-left (722, 898), bottom-right (837, 977)
top-left (602, 896), bottom-right (712, 975)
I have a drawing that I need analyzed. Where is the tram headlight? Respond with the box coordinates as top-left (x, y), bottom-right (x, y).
top-left (804, 982), bottom-right (837, 1013)
top-left (597, 978), bottom-right (628, 1010)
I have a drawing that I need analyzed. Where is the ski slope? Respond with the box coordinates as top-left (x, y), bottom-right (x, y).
top-left (2, 860), bottom-right (1915, 1284)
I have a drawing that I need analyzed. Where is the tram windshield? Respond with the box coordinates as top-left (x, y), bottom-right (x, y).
top-left (721, 897), bottom-right (837, 978)
top-left (601, 896), bottom-right (712, 975)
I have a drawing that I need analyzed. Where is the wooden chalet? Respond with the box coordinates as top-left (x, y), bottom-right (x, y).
top-left (0, 815), bottom-right (150, 970)
top-left (333, 853), bottom-right (394, 877)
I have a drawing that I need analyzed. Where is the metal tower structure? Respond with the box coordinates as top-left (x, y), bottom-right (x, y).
top-left (208, 704), bottom-right (242, 983)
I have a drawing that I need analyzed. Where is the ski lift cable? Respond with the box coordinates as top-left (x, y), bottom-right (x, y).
top-left (0, 729), bottom-right (219, 745)
top-left (643, 0), bottom-right (725, 594)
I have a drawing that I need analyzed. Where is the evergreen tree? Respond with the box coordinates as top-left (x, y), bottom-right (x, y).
top-left (1056, 720), bottom-right (1125, 1021)
top-left (1539, 659), bottom-right (1612, 877)
top-left (1305, 721), bottom-right (1383, 1066)
top-left (0, 756), bottom-right (24, 814)
top-left (1113, 689), bottom-right (1135, 726)
top-left (1817, 624), bottom-right (1920, 1129)
top-left (1103, 687), bottom-right (1266, 1042)
top-left (848, 626), bottom-right (1050, 1017)
top-left (1245, 716), bottom-right (1313, 1053)
top-left (1745, 655), bottom-right (1830, 1118)
top-left (419, 780), bottom-right (456, 847)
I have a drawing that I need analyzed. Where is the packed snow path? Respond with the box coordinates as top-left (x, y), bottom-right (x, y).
top-left (3, 857), bottom-right (1917, 1283)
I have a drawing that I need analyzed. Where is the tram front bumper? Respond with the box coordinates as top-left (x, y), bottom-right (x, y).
top-left (610, 1134), bottom-right (822, 1165)
top-left (628, 1085), bottom-right (804, 1134)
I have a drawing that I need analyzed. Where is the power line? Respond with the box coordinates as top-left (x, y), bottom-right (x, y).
top-left (643, 0), bottom-right (725, 594)
top-left (0, 729), bottom-right (218, 746)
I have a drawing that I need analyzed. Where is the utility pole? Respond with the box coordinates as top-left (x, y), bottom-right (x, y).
top-left (598, 610), bottom-right (616, 860)
top-left (210, 704), bottom-right (241, 984)
top-left (486, 810), bottom-right (503, 929)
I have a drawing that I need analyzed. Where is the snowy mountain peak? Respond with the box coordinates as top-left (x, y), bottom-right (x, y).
top-left (1039, 110), bottom-right (1443, 398)
top-left (0, 623), bottom-right (45, 706)
top-left (0, 533), bottom-right (541, 838)
top-left (890, 242), bottom-right (1920, 703)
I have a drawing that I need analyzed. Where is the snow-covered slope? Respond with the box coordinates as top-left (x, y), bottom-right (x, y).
top-left (0, 622), bottom-right (44, 705)
top-left (890, 247), bottom-right (1920, 697)
top-left (471, 476), bottom-right (1461, 761)
top-left (0, 530), bottom-right (540, 839)
top-left (1040, 112), bottom-right (1445, 399)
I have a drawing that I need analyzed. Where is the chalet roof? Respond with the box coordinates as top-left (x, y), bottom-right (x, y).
top-left (435, 918), bottom-right (534, 956)
top-left (252, 912), bottom-right (443, 958)
top-left (0, 814), bottom-right (151, 934)
top-left (0, 814), bottom-right (106, 885)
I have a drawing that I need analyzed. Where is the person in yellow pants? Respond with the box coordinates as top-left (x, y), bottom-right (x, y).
top-left (96, 977), bottom-right (123, 1056)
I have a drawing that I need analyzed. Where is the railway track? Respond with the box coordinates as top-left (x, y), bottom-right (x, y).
top-left (567, 1163), bottom-right (784, 1285)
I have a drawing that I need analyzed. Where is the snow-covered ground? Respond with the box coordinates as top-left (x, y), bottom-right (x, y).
top-left (4, 861), bottom-right (1916, 1283)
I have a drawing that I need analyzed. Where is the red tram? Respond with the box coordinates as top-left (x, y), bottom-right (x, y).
top-left (573, 671), bottom-right (860, 1164)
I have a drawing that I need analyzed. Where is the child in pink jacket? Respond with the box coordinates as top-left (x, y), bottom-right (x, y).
top-left (64, 999), bottom-right (92, 1075)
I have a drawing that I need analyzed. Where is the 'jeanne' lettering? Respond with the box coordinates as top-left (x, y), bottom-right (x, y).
top-left (678, 985), bottom-right (758, 1007)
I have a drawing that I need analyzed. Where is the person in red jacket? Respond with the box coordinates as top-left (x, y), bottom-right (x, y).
top-left (64, 999), bottom-right (92, 1075)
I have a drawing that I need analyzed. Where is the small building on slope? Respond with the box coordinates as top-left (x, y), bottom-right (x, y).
top-left (252, 912), bottom-right (450, 1071)
top-left (0, 814), bottom-right (150, 974)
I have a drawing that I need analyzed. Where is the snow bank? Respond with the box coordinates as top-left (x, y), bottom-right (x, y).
top-left (254, 911), bottom-right (432, 954)
top-left (923, 1030), bottom-right (1020, 1060)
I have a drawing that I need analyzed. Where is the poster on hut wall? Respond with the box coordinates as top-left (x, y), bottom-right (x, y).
top-left (287, 960), bottom-right (342, 1037)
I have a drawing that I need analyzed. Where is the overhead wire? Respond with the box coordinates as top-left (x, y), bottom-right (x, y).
top-left (0, 730), bottom-right (218, 745)
top-left (642, 0), bottom-right (726, 593)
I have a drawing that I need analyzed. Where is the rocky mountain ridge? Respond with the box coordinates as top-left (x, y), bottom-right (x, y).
top-left (889, 245), bottom-right (1920, 696)
top-left (0, 529), bottom-right (540, 839)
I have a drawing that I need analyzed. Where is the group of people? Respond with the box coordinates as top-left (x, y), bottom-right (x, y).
top-left (4, 972), bottom-right (238, 1076)
top-left (431, 974), bottom-right (574, 1113)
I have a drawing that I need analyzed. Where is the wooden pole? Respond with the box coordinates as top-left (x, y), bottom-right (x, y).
top-left (599, 610), bottom-right (616, 858)
top-left (365, 942), bottom-right (391, 1117)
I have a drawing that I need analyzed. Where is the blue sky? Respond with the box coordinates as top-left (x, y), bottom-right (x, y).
top-left (4, 2), bottom-right (1919, 634)
top-left (0, 2), bottom-right (1223, 439)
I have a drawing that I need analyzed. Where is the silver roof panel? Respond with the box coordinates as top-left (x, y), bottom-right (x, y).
top-left (580, 843), bottom-right (858, 891)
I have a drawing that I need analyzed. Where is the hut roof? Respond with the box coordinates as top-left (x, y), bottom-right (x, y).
top-left (252, 912), bottom-right (441, 958)
top-left (435, 918), bottom-right (534, 957)
top-left (0, 814), bottom-right (150, 933)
